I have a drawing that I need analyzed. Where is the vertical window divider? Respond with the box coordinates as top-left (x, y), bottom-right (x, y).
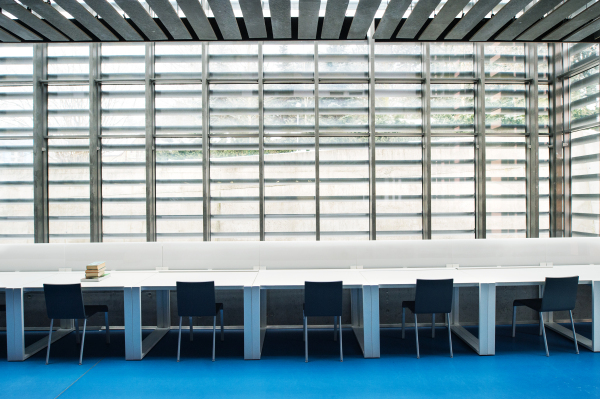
top-left (145, 42), bottom-right (157, 242)
top-left (259, 42), bottom-right (265, 241)
top-left (563, 43), bottom-right (572, 237)
top-left (475, 43), bottom-right (486, 239)
top-left (89, 43), bottom-right (102, 242)
top-left (526, 43), bottom-right (539, 238)
top-left (202, 42), bottom-right (210, 241)
top-left (368, 27), bottom-right (376, 241)
top-left (33, 43), bottom-right (48, 243)
top-left (549, 43), bottom-right (564, 237)
top-left (314, 42), bottom-right (320, 241)
top-left (422, 43), bottom-right (431, 240)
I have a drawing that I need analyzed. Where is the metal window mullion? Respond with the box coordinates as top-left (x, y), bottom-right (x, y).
top-left (89, 43), bottom-right (102, 242)
top-left (475, 43), bottom-right (486, 239)
top-left (202, 42), bottom-right (210, 241)
top-left (422, 43), bottom-right (431, 240)
top-left (259, 42), bottom-right (265, 241)
top-left (145, 42), bottom-right (156, 242)
top-left (549, 43), bottom-right (565, 237)
top-left (315, 42), bottom-right (320, 241)
top-left (526, 43), bottom-right (539, 238)
top-left (33, 43), bottom-right (48, 243)
top-left (563, 43), bottom-right (571, 237)
top-left (368, 27), bottom-right (376, 240)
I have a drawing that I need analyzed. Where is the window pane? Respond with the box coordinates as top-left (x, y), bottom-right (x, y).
top-left (431, 84), bottom-right (474, 134)
top-left (156, 137), bottom-right (203, 241)
top-left (485, 84), bottom-right (526, 134)
top-left (572, 127), bottom-right (599, 237)
top-left (318, 43), bottom-right (368, 79)
top-left (155, 84), bottom-right (201, 135)
top-left (210, 137), bottom-right (259, 240)
top-left (265, 137), bottom-right (316, 240)
top-left (0, 86), bottom-right (33, 137)
top-left (375, 84), bottom-right (421, 134)
top-left (101, 138), bottom-right (146, 241)
top-left (376, 136), bottom-right (422, 239)
top-left (319, 84), bottom-right (368, 135)
top-left (430, 43), bottom-right (473, 79)
top-left (570, 67), bottom-right (599, 130)
top-left (264, 83), bottom-right (314, 136)
top-left (431, 137), bottom-right (475, 239)
top-left (374, 43), bottom-right (421, 79)
top-left (48, 44), bottom-right (89, 80)
top-left (486, 137), bottom-right (527, 238)
top-left (101, 84), bottom-right (145, 135)
top-left (155, 42), bottom-right (201, 80)
top-left (320, 137), bottom-right (369, 239)
top-left (484, 43), bottom-right (525, 79)
top-left (539, 84), bottom-right (549, 134)
top-left (48, 85), bottom-right (89, 137)
top-left (539, 137), bottom-right (550, 238)
top-left (538, 43), bottom-right (549, 81)
top-left (48, 139), bottom-right (90, 242)
top-left (263, 43), bottom-right (314, 80)
top-left (0, 44), bottom-right (32, 82)
top-left (0, 139), bottom-right (33, 242)
top-left (101, 44), bottom-right (145, 80)
top-left (210, 84), bottom-right (258, 135)
top-left (209, 43), bottom-right (258, 80)
top-left (569, 43), bottom-right (599, 71)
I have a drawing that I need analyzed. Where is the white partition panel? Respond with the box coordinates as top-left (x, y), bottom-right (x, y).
top-left (258, 241), bottom-right (358, 269)
top-left (545, 238), bottom-right (600, 266)
top-left (162, 242), bottom-right (259, 270)
top-left (356, 240), bottom-right (455, 268)
top-left (64, 243), bottom-right (163, 271)
top-left (0, 244), bottom-right (65, 272)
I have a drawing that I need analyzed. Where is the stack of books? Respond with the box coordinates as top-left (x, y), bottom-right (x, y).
top-left (84, 261), bottom-right (108, 281)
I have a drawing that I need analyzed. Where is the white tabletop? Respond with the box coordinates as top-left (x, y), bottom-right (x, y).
top-left (0, 272), bottom-right (60, 289)
top-left (140, 270), bottom-right (258, 290)
top-left (253, 269), bottom-right (367, 289)
top-left (6, 271), bottom-right (158, 290)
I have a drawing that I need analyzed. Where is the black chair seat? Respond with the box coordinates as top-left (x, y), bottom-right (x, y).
top-left (401, 301), bottom-right (415, 312)
top-left (0, 304), bottom-right (5, 312)
top-left (513, 298), bottom-right (542, 311)
top-left (84, 305), bottom-right (109, 318)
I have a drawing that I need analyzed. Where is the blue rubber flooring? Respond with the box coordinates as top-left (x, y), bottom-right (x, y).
top-left (0, 323), bottom-right (598, 398)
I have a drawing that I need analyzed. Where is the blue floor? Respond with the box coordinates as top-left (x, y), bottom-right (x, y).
top-left (0, 323), bottom-right (599, 398)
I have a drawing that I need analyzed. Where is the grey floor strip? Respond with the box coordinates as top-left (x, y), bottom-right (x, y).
top-left (54, 357), bottom-right (104, 398)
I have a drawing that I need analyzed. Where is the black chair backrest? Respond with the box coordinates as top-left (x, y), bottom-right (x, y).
top-left (414, 279), bottom-right (454, 314)
top-left (176, 281), bottom-right (216, 317)
top-left (541, 276), bottom-right (579, 312)
top-left (43, 284), bottom-right (86, 320)
top-left (304, 281), bottom-right (343, 317)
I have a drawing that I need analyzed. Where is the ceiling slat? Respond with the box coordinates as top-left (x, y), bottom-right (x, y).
top-left (444, 0), bottom-right (501, 40)
top-left (0, 1), bottom-right (69, 41)
top-left (373, 0), bottom-right (411, 39)
top-left (470, 0), bottom-right (533, 42)
top-left (494, 0), bottom-right (563, 41)
top-left (146, 0), bottom-right (192, 40)
top-left (321, 0), bottom-right (349, 39)
top-left (543, 2), bottom-right (600, 41)
top-left (517, 0), bottom-right (590, 41)
top-left (0, 12), bottom-right (41, 41)
top-left (348, 0), bottom-right (382, 39)
top-left (82, 0), bottom-right (143, 41)
top-left (565, 18), bottom-right (600, 42)
top-left (53, 0), bottom-right (118, 41)
top-left (269, 0), bottom-right (291, 39)
top-left (239, 0), bottom-right (267, 38)
top-left (418, 0), bottom-right (471, 40)
top-left (175, 0), bottom-right (217, 40)
top-left (0, 26), bottom-right (19, 42)
top-left (397, 0), bottom-right (441, 39)
top-left (298, 0), bottom-right (320, 40)
top-left (114, 0), bottom-right (168, 40)
top-left (207, 0), bottom-right (242, 40)
top-left (17, 0), bottom-right (91, 41)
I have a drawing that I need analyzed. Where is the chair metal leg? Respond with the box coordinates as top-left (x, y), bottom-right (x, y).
top-left (189, 316), bottom-right (193, 342)
top-left (177, 317), bottom-right (182, 362)
top-left (303, 311), bottom-right (306, 342)
top-left (512, 306), bottom-right (517, 337)
top-left (540, 312), bottom-right (549, 357)
top-left (46, 319), bottom-right (53, 365)
top-left (539, 314), bottom-right (543, 336)
top-left (339, 315), bottom-right (343, 362)
top-left (414, 314), bottom-right (420, 359)
top-left (570, 310), bottom-right (579, 355)
top-left (75, 318), bottom-right (80, 344)
top-left (334, 316), bottom-right (337, 341)
top-left (401, 307), bottom-right (405, 339)
top-left (432, 313), bottom-right (435, 338)
top-left (79, 319), bottom-right (87, 365)
top-left (212, 316), bottom-right (216, 362)
top-left (304, 315), bottom-right (308, 363)
top-left (447, 313), bottom-right (453, 358)
top-left (105, 312), bottom-right (110, 344)
top-left (220, 309), bottom-right (224, 342)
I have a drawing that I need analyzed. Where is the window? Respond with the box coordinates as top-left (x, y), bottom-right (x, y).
top-left (209, 43), bottom-right (258, 80)
top-left (570, 67), bottom-right (599, 130)
top-left (539, 137), bottom-right (550, 238)
top-left (375, 84), bottom-right (421, 134)
top-left (101, 44), bottom-right (145, 80)
top-left (430, 43), bottom-right (473, 79)
top-left (209, 84), bottom-right (258, 135)
top-left (48, 44), bottom-right (89, 81)
top-left (318, 43), bottom-right (368, 79)
top-left (485, 84), bottom-right (526, 134)
top-left (431, 84), bottom-right (475, 134)
top-left (0, 44), bottom-right (32, 82)
top-left (569, 43), bottom-right (599, 71)
top-left (374, 43), bottom-right (421, 79)
top-left (571, 127), bottom-right (599, 237)
top-left (264, 43), bottom-right (314, 80)
top-left (155, 43), bottom-right (201, 80)
top-left (484, 43), bottom-right (525, 79)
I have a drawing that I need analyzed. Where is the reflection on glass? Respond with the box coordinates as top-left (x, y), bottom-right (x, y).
top-left (318, 43), bottom-right (368, 79)
top-left (319, 84), bottom-right (368, 134)
top-left (101, 44), bottom-right (145, 79)
top-left (374, 43), bottom-right (421, 79)
top-left (48, 86), bottom-right (89, 137)
top-left (485, 84), bottom-right (526, 134)
top-left (209, 43), bottom-right (258, 80)
top-left (101, 84), bottom-right (145, 135)
top-left (375, 84), bottom-right (421, 134)
top-left (264, 84), bottom-right (314, 135)
top-left (264, 43), bottom-right (314, 80)
top-left (155, 43), bottom-right (201, 80)
top-left (155, 84), bottom-right (201, 135)
top-left (209, 84), bottom-right (258, 135)
top-left (430, 43), bottom-right (474, 78)
top-left (431, 84), bottom-right (474, 134)
top-left (570, 67), bottom-right (599, 130)
top-left (571, 127), bottom-right (600, 237)
top-left (48, 44), bottom-right (89, 80)
top-left (484, 43), bottom-right (525, 79)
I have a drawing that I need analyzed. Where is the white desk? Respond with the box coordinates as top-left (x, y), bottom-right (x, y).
top-left (140, 271), bottom-right (258, 360)
top-left (250, 269), bottom-right (379, 359)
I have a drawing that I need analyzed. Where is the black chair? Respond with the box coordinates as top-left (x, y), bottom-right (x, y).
top-left (402, 279), bottom-right (454, 358)
top-left (176, 281), bottom-right (224, 362)
top-left (43, 283), bottom-right (109, 365)
top-left (512, 276), bottom-right (579, 357)
top-left (303, 281), bottom-right (343, 363)
top-left (0, 304), bottom-right (5, 312)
